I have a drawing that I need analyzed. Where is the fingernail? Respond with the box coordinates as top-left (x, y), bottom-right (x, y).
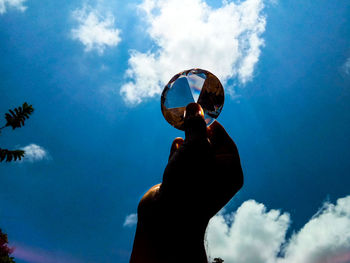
top-left (184, 103), bottom-right (204, 119)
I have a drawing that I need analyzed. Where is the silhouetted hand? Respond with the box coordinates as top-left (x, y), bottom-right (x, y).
top-left (130, 103), bottom-right (243, 263)
top-left (161, 103), bottom-right (243, 216)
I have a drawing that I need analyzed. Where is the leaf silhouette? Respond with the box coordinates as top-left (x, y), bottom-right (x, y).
top-left (5, 102), bottom-right (34, 130)
top-left (0, 149), bottom-right (25, 162)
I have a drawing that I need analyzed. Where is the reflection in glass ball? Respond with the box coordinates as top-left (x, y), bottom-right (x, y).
top-left (161, 68), bottom-right (225, 130)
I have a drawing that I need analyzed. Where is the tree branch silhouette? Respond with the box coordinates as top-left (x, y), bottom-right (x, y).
top-left (0, 102), bottom-right (34, 163)
top-left (0, 228), bottom-right (16, 263)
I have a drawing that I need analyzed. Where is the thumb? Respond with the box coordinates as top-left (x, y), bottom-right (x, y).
top-left (184, 103), bottom-right (207, 142)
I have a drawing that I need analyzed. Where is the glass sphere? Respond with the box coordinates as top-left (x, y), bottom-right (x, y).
top-left (161, 68), bottom-right (224, 130)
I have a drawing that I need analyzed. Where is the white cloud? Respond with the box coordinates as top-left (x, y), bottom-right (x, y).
top-left (206, 200), bottom-right (290, 263)
top-left (206, 196), bottom-right (350, 263)
top-left (280, 197), bottom-right (350, 263)
top-left (343, 57), bottom-right (350, 75)
top-left (121, 0), bottom-right (266, 104)
top-left (0, 0), bottom-right (26, 14)
top-left (123, 213), bottom-right (137, 227)
top-left (21, 144), bottom-right (48, 162)
top-left (71, 5), bottom-right (121, 54)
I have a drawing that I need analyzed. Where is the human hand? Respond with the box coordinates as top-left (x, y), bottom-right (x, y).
top-left (160, 102), bottom-right (243, 219)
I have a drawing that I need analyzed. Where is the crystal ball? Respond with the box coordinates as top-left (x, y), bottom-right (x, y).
top-left (161, 68), bottom-right (224, 130)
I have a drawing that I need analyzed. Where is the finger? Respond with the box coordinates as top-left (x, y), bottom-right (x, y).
top-left (207, 120), bottom-right (236, 154)
top-left (169, 137), bottom-right (184, 160)
top-left (207, 120), bottom-right (244, 198)
top-left (184, 102), bottom-right (204, 119)
top-left (184, 103), bottom-right (207, 142)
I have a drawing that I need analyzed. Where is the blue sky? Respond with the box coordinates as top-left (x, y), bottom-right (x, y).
top-left (1, 0), bottom-right (350, 262)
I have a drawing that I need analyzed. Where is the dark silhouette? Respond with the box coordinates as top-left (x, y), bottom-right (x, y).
top-left (0, 229), bottom-right (16, 263)
top-left (130, 103), bottom-right (243, 263)
top-left (212, 258), bottom-right (224, 263)
top-left (0, 102), bottom-right (34, 162)
top-left (0, 103), bottom-right (34, 262)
